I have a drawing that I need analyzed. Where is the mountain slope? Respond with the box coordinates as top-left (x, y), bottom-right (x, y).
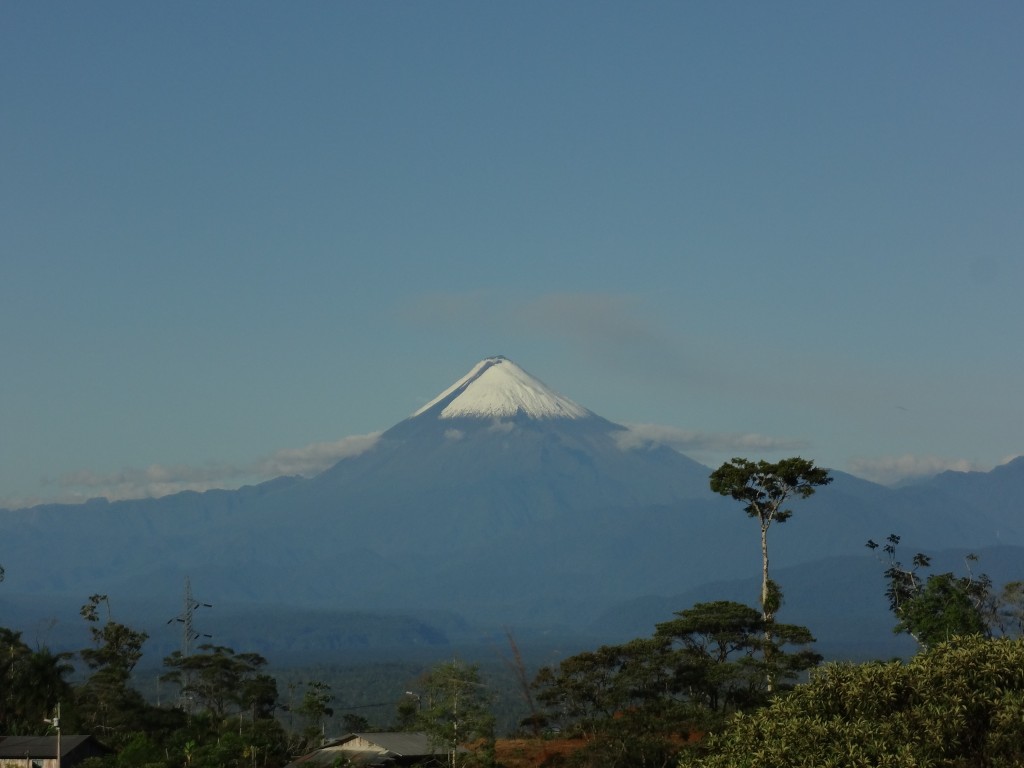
top-left (0, 357), bottom-right (1021, 657)
top-left (281, 356), bottom-right (714, 560)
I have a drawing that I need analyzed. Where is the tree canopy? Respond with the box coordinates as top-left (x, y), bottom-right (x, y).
top-left (0, 628), bottom-right (73, 735)
top-left (161, 644), bottom-right (273, 721)
top-left (868, 534), bottom-right (1000, 648)
top-left (533, 600), bottom-right (821, 767)
top-left (679, 635), bottom-right (1024, 768)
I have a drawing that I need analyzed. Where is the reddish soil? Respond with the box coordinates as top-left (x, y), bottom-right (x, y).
top-left (494, 737), bottom-right (589, 768)
top-left (493, 730), bottom-right (705, 767)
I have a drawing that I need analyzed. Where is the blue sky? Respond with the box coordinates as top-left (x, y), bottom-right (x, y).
top-left (2, 3), bottom-right (1022, 507)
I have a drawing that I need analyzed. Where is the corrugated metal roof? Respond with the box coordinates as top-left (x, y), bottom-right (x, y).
top-left (339, 732), bottom-right (441, 756)
top-left (285, 732), bottom-right (453, 768)
top-left (0, 736), bottom-right (97, 759)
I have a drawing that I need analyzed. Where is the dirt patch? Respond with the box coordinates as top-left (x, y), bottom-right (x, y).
top-left (494, 737), bottom-right (589, 768)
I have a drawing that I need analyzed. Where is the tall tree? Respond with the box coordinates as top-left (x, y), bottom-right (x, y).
top-left (868, 534), bottom-right (994, 648)
top-left (76, 594), bottom-right (150, 740)
top-left (709, 457), bottom-right (831, 688)
top-left (294, 680), bottom-right (334, 750)
top-left (416, 660), bottom-right (495, 768)
top-left (79, 594), bottom-right (148, 675)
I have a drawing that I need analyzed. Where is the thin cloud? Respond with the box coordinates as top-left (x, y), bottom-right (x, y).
top-left (30, 432), bottom-right (383, 507)
top-left (257, 432), bottom-right (381, 477)
top-left (617, 422), bottom-right (809, 453)
top-left (487, 419), bottom-right (515, 434)
top-left (399, 290), bottom-right (732, 403)
top-left (52, 462), bottom-right (250, 504)
top-left (402, 291), bottom-right (670, 358)
top-left (847, 454), bottom-right (987, 486)
top-left (616, 423), bottom-right (809, 464)
top-left (513, 293), bottom-right (662, 350)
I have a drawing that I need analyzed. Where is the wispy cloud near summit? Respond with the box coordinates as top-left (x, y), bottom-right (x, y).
top-left (616, 423), bottom-right (809, 466)
top-left (256, 433), bottom-right (381, 477)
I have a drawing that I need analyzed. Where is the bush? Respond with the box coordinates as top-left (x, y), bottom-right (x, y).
top-left (679, 635), bottom-right (1024, 768)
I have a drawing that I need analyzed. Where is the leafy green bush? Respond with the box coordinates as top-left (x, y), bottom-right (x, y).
top-left (679, 635), bottom-right (1024, 768)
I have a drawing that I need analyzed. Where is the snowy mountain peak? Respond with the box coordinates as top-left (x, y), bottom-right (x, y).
top-left (412, 356), bottom-right (592, 420)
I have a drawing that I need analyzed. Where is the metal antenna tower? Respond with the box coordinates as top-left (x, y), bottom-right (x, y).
top-left (168, 576), bottom-right (212, 656)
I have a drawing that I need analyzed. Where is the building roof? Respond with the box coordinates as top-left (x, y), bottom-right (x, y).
top-left (0, 736), bottom-right (106, 759)
top-left (286, 732), bottom-right (453, 768)
top-left (336, 733), bottom-right (440, 756)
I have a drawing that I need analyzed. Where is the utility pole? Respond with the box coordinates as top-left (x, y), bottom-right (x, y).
top-left (44, 703), bottom-right (60, 768)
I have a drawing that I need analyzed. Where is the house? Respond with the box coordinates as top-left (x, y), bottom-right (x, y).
top-left (287, 732), bottom-right (458, 768)
top-left (0, 736), bottom-right (112, 768)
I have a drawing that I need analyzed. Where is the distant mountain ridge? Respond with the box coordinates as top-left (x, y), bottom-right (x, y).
top-left (1, 357), bottom-right (1021, 659)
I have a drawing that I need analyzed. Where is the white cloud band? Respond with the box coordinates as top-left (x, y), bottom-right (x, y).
top-left (30, 432), bottom-right (383, 507)
top-left (616, 422), bottom-right (808, 459)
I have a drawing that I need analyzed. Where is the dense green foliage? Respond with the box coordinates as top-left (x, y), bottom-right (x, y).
top-left (679, 635), bottom-right (1024, 768)
top-left (162, 644), bottom-right (274, 720)
top-left (1, 595), bottom-right (294, 768)
top-left (655, 602), bottom-right (821, 714)
top-left (679, 532), bottom-right (1024, 767)
top-left (868, 534), bottom-right (1023, 648)
top-left (533, 601), bottom-right (821, 767)
top-left (708, 458), bottom-right (833, 528)
top-left (1, 628), bottom-right (73, 735)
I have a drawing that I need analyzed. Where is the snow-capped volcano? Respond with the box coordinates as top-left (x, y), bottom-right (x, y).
top-left (412, 356), bottom-right (592, 420)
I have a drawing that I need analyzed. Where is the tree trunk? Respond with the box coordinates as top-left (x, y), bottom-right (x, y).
top-left (761, 519), bottom-right (774, 693)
